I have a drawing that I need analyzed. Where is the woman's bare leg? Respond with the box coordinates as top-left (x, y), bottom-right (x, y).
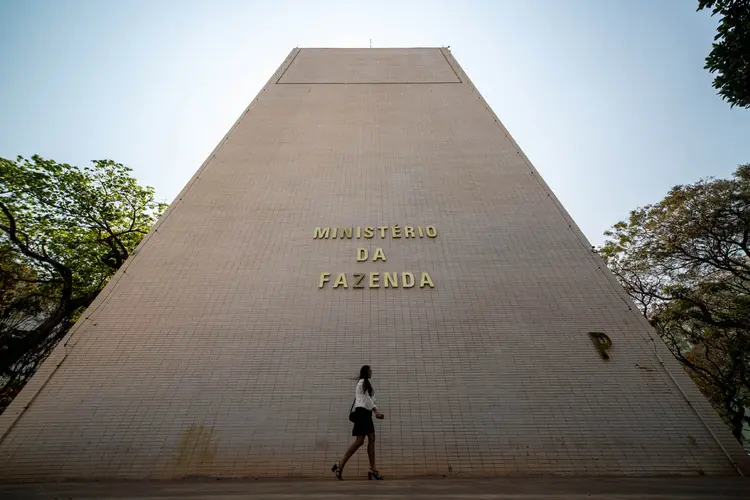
top-left (367, 433), bottom-right (376, 470)
top-left (340, 436), bottom-right (365, 468)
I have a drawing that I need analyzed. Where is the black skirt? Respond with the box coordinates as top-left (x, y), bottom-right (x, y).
top-left (351, 407), bottom-right (375, 436)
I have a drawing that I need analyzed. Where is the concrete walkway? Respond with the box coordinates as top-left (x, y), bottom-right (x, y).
top-left (2, 477), bottom-right (750, 499)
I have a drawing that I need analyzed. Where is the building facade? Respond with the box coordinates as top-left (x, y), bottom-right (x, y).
top-left (0, 48), bottom-right (747, 480)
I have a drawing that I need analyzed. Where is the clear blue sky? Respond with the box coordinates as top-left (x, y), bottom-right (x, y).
top-left (1, 0), bottom-right (748, 245)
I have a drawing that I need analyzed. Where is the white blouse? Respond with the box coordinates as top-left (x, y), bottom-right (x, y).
top-left (354, 379), bottom-right (377, 411)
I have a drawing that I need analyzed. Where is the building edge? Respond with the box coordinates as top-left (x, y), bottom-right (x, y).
top-left (0, 48), bottom-right (302, 447)
top-left (438, 47), bottom-right (749, 474)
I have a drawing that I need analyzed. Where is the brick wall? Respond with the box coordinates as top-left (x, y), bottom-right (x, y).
top-left (0, 48), bottom-right (747, 481)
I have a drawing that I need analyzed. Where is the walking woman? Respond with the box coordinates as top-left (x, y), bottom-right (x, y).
top-left (331, 365), bottom-right (385, 480)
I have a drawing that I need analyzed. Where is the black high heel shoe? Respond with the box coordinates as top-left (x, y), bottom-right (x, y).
top-left (331, 462), bottom-right (343, 480)
top-left (368, 469), bottom-right (384, 480)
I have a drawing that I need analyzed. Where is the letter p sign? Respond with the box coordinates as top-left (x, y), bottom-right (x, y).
top-left (588, 332), bottom-right (612, 360)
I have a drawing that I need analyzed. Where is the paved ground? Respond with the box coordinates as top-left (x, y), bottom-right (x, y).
top-left (2, 477), bottom-right (750, 500)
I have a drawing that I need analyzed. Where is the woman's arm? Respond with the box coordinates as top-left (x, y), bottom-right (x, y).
top-left (359, 382), bottom-right (384, 418)
top-left (367, 395), bottom-right (384, 419)
top-left (364, 393), bottom-right (382, 417)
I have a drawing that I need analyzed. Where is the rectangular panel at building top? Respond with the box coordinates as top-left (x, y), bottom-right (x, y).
top-left (0, 48), bottom-right (746, 480)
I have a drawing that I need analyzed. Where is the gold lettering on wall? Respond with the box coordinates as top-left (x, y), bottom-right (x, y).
top-left (313, 225), bottom-right (438, 240)
top-left (334, 273), bottom-right (348, 289)
top-left (402, 272), bottom-right (415, 288)
top-left (420, 272), bottom-right (435, 288)
top-left (369, 272), bottom-right (380, 288)
top-left (372, 248), bottom-right (387, 262)
top-left (384, 272), bottom-right (398, 288)
top-left (319, 272), bottom-right (330, 288)
top-left (353, 273), bottom-right (365, 289)
top-left (314, 225), bottom-right (438, 290)
top-left (318, 271), bottom-right (435, 290)
top-left (314, 227), bottom-right (330, 239)
top-left (589, 332), bottom-right (612, 360)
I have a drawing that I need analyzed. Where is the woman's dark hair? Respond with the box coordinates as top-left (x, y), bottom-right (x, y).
top-left (359, 365), bottom-right (373, 396)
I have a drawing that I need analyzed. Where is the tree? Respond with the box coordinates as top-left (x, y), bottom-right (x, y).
top-left (0, 155), bottom-right (166, 413)
top-left (599, 164), bottom-right (750, 443)
top-left (698, 0), bottom-right (750, 109)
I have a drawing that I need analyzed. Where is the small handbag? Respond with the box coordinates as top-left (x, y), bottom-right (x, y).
top-left (348, 399), bottom-right (356, 422)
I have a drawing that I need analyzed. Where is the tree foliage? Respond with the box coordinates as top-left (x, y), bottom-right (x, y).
top-left (0, 155), bottom-right (166, 412)
top-left (599, 164), bottom-right (750, 444)
top-left (698, 0), bottom-right (750, 109)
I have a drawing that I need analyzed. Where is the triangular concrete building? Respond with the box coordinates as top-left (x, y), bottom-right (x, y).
top-left (1, 48), bottom-right (747, 480)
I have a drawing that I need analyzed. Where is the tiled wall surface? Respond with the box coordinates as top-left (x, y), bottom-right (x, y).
top-left (278, 48), bottom-right (461, 83)
top-left (0, 48), bottom-right (747, 481)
